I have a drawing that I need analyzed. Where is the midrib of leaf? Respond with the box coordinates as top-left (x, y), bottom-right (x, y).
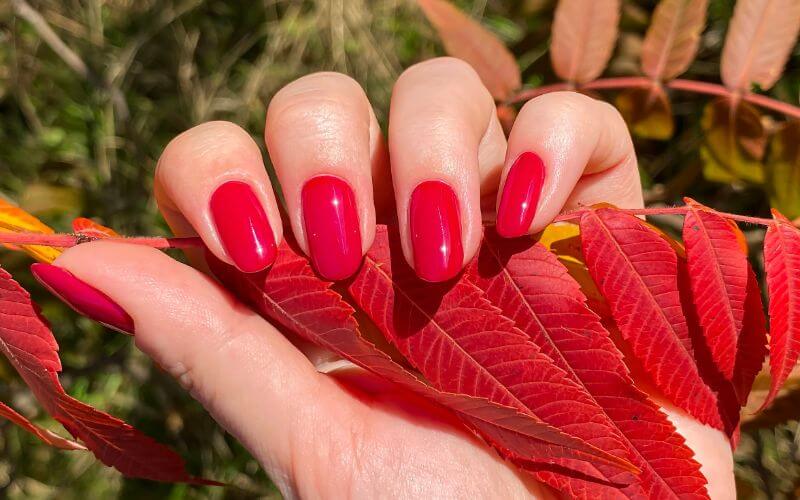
top-left (732, 0), bottom-right (777, 91)
top-left (479, 242), bottom-right (686, 499)
top-left (649, 0), bottom-right (689, 80)
top-left (589, 212), bottom-right (697, 364)
top-left (567, 3), bottom-right (597, 82)
top-left (362, 255), bottom-right (534, 416)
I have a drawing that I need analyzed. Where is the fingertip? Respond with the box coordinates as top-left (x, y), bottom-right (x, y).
top-left (495, 151), bottom-right (546, 238)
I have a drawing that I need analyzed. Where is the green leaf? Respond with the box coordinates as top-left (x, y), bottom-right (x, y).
top-left (700, 98), bottom-right (766, 184)
top-left (616, 85), bottom-right (674, 140)
top-left (765, 120), bottom-right (800, 219)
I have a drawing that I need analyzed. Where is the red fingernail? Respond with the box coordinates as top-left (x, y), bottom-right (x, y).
top-left (302, 175), bottom-right (362, 280)
top-left (496, 152), bottom-right (545, 238)
top-left (209, 181), bottom-right (276, 273)
top-left (409, 180), bottom-right (463, 282)
top-left (30, 263), bottom-right (134, 335)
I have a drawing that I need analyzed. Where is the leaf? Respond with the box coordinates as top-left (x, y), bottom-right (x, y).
top-left (468, 231), bottom-right (709, 499)
top-left (0, 199), bottom-right (62, 263)
top-left (345, 227), bottom-right (639, 493)
top-left (579, 208), bottom-right (723, 430)
top-left (0, 266), bottom-right (217, 484)
top-left (720, 0), bottom-right (800, 92)
top-left (641, 0), bottom-right (708, 81)
top-left (550, 0), bottom-right (621, 84)
top-left (682, 199), bottom-right (749, 380)
top-left (0, 400), bottom-right (85, 450)
top-left (616, 85), bottom-right (675, 140)
top-left (761, 210), bottom-right (800, 409)
top-left (417, 0), bottom-right (521, 101)
top-left (700, 97), bottom-right (766, 184)
top-left (72, 217), bottom-right (119, 238)
top-left (731, 267), bottom-right (768, 406)
top-left (765, 120), bottom-right (800, 220)
top-left (206, 233), bottom-right (636, 477)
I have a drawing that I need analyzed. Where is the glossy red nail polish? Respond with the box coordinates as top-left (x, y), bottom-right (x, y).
top-left (30, 263), bottom-right (134, 334)
top-left (209, 181), bottom-right (276, 273)
top-left (409, 180), bottom-right (463, 282)
top-left (302, 175), bottom-right (362, 280)
top-left (496, 152), bottom-right (545, 238)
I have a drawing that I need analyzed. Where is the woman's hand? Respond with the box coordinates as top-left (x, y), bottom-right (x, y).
top-left (35, 59), bottom-right (735, 498)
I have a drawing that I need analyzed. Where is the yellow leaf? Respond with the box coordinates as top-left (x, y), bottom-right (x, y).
top-left (765, 120), bottom-right (800, 219)
top-left (616, 85), bottom-right (674, 140)
top-left (700, 97), bottom-right (766, 184)
top-left (0, 199), bottom-right (62, 263)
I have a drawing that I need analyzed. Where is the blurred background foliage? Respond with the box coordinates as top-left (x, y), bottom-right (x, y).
top-left (0, 0), bottom-right (798, 498)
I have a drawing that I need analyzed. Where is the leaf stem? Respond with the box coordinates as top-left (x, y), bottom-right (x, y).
top-left (509, 77), bottom-right (800, 120)
top-left (0, 233), bottom-right (203, 249)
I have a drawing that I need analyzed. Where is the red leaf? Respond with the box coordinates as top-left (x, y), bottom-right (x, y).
top-left (0, 266), bottom-right (217, 484)
top-left (467, 231), bottom-right (708, 499)
top-left (416, 0), bottom-right (521, 101)
top-left (761, 210), bottom-right (800, 409)
top-left (206, 234), bottom-right (636, 477)
top-left (0, 400), bottom-right (85, 450)
top-left (579, 209), bottom-right (723, 430)
top-left (345, 227), bottom-right (639, 491)
top-left (732, 267), bottom-right (768, 406)
top-left (550, 0), bottom-right (620, 84)
top-left (72, 217), bottom-right (119, 238)
top-left (682, 199), bottom-right (749, 380)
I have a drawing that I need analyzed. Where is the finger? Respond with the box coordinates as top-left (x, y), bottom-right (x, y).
top-left (496, 91), bottom-right (643, 237)
top-left (34, 241), bottom-right (353, 482)
top-left (155, 121), bottom-right (282, 273)
top-left (265, 72), bottom-right (389, 281)
top-left (389, 57), bottom-right (507, 282)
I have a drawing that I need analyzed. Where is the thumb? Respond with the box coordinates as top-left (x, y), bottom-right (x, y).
top-left (33, 240), bottom-right (343, 483)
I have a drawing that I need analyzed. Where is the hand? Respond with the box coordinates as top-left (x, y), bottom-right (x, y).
top-left (36, 59), bottom-right (735, 498)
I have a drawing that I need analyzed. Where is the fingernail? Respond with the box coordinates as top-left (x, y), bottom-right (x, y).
top-left (209, 181), bottom-right (276, 273)
top-left (302, 175), bottom-right (362, 280)
top-left (496, 152), bottom-right (545, 238)
top-left (409, 180), bottom-right (463, 282)
top-left (30, 263), bottom-right (134, 335)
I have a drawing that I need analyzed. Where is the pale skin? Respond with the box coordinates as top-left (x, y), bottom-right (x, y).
top-left (51, 58), bottom-right (735, 498)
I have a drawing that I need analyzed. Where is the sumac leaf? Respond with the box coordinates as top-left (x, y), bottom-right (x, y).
top-left (550, 0), bottom-right (620, 84)
top-left (468, 231), bottom-right (709, 499)
top-left (616, 85), bottom-right (674, 140)
top-left (72, 217), bottom-right (119, 238)
top-left (732, 267), bottom-right (768, 405)
top-left (417, 0), bottom-right (521, 101)
top-left (579, 209), bottom-right (723, 430)
top-left (0, 267), bottom-right (216, 484)
top-left (761, 210), bottom-right (800, 409)
top-left (207, 233), bottom-right (636, 476)
top-left (0, 400), bottom-right (85, 450)
top-left (720, 0), bottom-right (800, 92)
top-left (700, 97), bottom-right (766, 185)
top-left (641, 0), bottom-right (708, 81)
top-left (682, 199), bottom-right (749, 380)
top-left (0, 199), bottom-right (61, 263)
top-left (765, 120), bottom-right (800, 220)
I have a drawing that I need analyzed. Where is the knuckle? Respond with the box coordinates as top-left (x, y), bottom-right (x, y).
top-left (156, 120), bottom-right (255, 177)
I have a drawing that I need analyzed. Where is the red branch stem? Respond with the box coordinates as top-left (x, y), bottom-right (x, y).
top-left (509, 77), bottom-right (800, 120)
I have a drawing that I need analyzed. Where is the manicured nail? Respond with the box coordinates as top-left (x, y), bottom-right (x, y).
top-left (209, 181), bottom-right (276, 273)
top-left (302, 175), bottom-right (362, 280)
top-left (409, 180), bottom-right (464, 282)
top-left (30, 263), bottom-right (134, 335)
top-left (496, 152), bottom-right (545, 238)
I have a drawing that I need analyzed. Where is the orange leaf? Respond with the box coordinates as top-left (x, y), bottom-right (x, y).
top-left (72, 217), bottom-right (120, 238)
top-left (550, 0), bottom-right (620, 84)
top-left (720, 0), bottom-right (800, 91)
top-left (417, 0), bottom-right (521, 101)
top-left (0, 199), bottom-right (62, 263)
top-left (641, 0), bottom-right (708, 81)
